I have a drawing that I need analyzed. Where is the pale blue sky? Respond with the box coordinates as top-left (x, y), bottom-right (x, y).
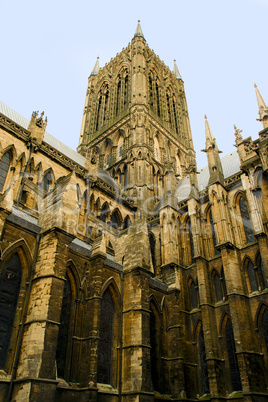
top-left (1, 0), bottom-right (267, 168)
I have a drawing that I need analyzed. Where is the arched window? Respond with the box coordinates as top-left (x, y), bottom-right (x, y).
top-left (187, 219), bottom-right (194, 264)
top-left (189, 280), bottom-right (198, 309)
top-left (0, 151), bottom-right (11, 192)
top-left (97, 289), bottom-right (114, 384)
top-left (56, 275), bottom-right (72, 379)
top-left (172, 97), bottom-right (179, 134)
top-left (116, 77), bottom-right (121, 116)
top-left (100, 203), bottom-right (109, 223)
top-left (156, 81), bottom-right (160, 117)
top-left (96, 84), bottom-right (109, 131)
top-left (214, 272), bottom-right (223, 302)
top-left (124, 75), bottom-right (129, 108)
top-left (96, 95), bottom-right (102, 131)
top-left (246, 260), bottom-right (258, 293)
top-left (198, 325), bottom-right (210, 395)
top-left (149, 233), bottom-right (156, 274)
top-left (0, 253), bottom-right (22, 369)
top-left (122, 215), bottom-right (131, 230)
top-left (262, 309), bottom-right (268, 352)
top-left (110, 210), bottom-right (120, 230)
top-left (256, 253), bottom-right (268, 290)
top-left (150, 301), bottom-right (161, 392)
top-left (239, 197), bottom-right (254, 243)
top-left (166, 92), bottom-right (171, 124)
top-left (225, 319), bottom-right (242, 391)
top-left (42, 171), bottom-right (54, 193)
top-left (124, 165), bottom-right (128, 189)
top-left (209, 209), bottom-right (220, 256)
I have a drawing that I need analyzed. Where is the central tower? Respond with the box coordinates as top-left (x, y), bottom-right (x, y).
top-left (78, 21), bottom-right (196, 210)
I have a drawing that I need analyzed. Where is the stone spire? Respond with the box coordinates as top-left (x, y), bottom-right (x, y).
top-left (173, 60), bottom-right (182, 80)
top-left (133, 20), bottom-right (144, 39)
top-left (254, 83), bottom-right (268, 128)
top-left (91, 57), bottom-right (100, 76)
top-left (202, 115), bottom-right (224, 186)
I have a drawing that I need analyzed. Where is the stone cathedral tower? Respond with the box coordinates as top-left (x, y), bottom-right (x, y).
top-left (0, 21), bottom-right (268, 402)
top-left (78, 21), bottom-right (197, 209)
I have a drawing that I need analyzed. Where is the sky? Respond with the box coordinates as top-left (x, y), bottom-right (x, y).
top-left (1, 0), bottom-right (267, 169)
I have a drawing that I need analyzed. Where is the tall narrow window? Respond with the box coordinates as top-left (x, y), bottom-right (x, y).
top-left (166, 93), bottom-right (171, 124)
top-left (97, 289), bottom-right (114, 384)
top-left (190, 281), bottom-right (198, 309)
top-left (116, 78), bottom-right (121, 116)
top-left (124, 165), bottom-right (128, 189)
top-left (188, 220), bottom-right (194, 264)
top-left (103, 89), bottom-right (109, 125)
top-left (262, 309), bottom-right (268, 352)
top-left (225, 319), bottom-right (242, 391)
top-left (150, 305), bottom-right (161, 392)
top-left (0, 151), bottom-right (11, 192)
top-left (124, 75), bottom-right (129, 108)
top-left (214, 272), bottom-right (223, 302)
top-left (149, 75), bottom-right (153, 109)
top-left (199, 326), bottom-right (210, 394)
top-left (56, 275), bottom-right (72, 379)
top-left (42, 171), bottom-right (53, 193)
top-left (210, 209), bottom-right (220, 255)
top-left (0, 253), bottom-right (22, 368)
top-left (247, 260), bottom-right (258, 293)
top-left (173, 98), bottom-right (179, 134)
top-left (156, 81), bottom-right (160, 117)
top-left (149, 233), bottom-right (156, 274)
top-left (96, 95), bottom-right (102, 131)
top-left (257, 254), bottom-right (268, 290)
top-left (110, 211), bottom-right (120, 230)
top-left (239, 197), bottom-right (254, 243)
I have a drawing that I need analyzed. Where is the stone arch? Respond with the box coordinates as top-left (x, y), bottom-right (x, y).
top-left (109, 208), bottom-right (122, 230)
top-left (188, 276), bottom-right (199, 310)
top-left (243, 256), bottom-right (258, 293)
top-left (95, 80), bottom-right (110, 131)
top-left (0, 145), bottom-right (16, 193)
top-left (41, 168), bottom-right (55, 193)
top-left (97, 280), bottom-right (121, 387)
top-left (233, 192), bottom-right (254, 244)
top-left (0, 241), bottom-right (31, 372)
top-left (211, 268), bottom-right (224, 302)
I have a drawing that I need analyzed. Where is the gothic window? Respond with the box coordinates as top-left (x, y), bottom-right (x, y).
top-left (150, 302), bottom-right (161, 392)
top-left (116, 77), bottom-right (121, 116)
top-left (100, 202), bottom-right (109, 223)
top-left (96, 84), bottom-right (109, 130)
top-left (256, 253), bottom-right (268, 290)
top-left (156, 81), bottom-right (160, 117)
top-left (189, 280), bottom-right (198, 309)
top-left (209, 209), bottom-right (220, 256)
top-left (103, 89), bottom-right (109, 125)
top-left (149, 75), bottom-right (153, 108)
top-left (56, 275), bottom-right (72, 379)
top-left (0, 253), bottom-right (22, 369)
top-left (124, 75), bottom-right (129, 108)
top-left (124, 165), bottom-right (128, 189)
top-left (110, 210), bottom-right (121, 230)
top-left (96, 95), bottom-right (102, 131)
top-left (166, 92), bottom-right (171, 124)
top-left (97, 289), bottom-right (114, 385)
top-left (239, 196), bottom-right (254, 243)
top-left (0, 151), bottom-right (11, 192)
top-left (42, 171), bottom-right (54, 193)
top-left (198, 325), bottom-right (210, 395)
top-left (262, 309), bottom-right (268, 352)
top-left (225, 319), bottom-right (242, 391)
top-left (149, 233), bottom-right (156, 274)
top-left (122, 215), bottom-right (131, 230)
top-left (186, 219), bottom-right (194, 265)
top-left (246, 259), bottom-right (258, 293)
top-left (214, 271), bottom-right (223, 302)
top-left (172, 97), bottom-right (179, 134)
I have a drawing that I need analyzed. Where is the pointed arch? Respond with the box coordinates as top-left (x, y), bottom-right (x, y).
top-left (256, 303), bottom-right (268, 356)
top-left (211, 268), bottom-right (224, 302)
top-left (41, 168), bottom-right (55, 193)
top-left (0, 148), bottom-right (13, 192)
top-left (110, 208), bottom-right (123, 230)
top-left (236, 194), bottom-right (254, 244)
top-left (188, 277), bottom-right (199, 310)
top-left (244, 257), bottom-right (258, 293)
top-left (122, 215), bottom-right (131, 230)
top-left (255, 252), bottom-right (268, 290)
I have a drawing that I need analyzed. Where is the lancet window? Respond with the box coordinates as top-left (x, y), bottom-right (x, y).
top-left (149, 72), bottom-right (161, 117)
top-left (0, 253), bottom-right (22, 369)
top-left (198, 325), bottom-right (210, 395)
top-left (239, 196), bottom-right (254, 243)
top-left (225, 319), bottom-right (242, 391)
top-left (96, 83), bottom-right (110, 131)
top-left (115, 70), bottom-right (129, 116)
top-left (0, 151), bottom-right (11, 192)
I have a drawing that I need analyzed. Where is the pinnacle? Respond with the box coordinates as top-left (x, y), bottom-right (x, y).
top-left (254, 83), bottom-right (267, 110)
top-left (173, 60), bottom-right (182, 80)
top-left (91, 57), bottom-right (100, 76)
top-left (133, 20), bottom-right (145, 39)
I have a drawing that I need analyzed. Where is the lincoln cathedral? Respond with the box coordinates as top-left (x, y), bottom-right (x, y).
top-left (0, 22), bottom-right (267, 402)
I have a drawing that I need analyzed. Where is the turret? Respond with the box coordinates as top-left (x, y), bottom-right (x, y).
top-left (202, 115), bottom-right (224, 186)
top-left (255, 83), bottom-right (268, 129)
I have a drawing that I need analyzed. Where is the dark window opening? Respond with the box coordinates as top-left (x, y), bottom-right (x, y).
top-left (210, 209), bottom-right (220, 255)
top-left (199, 326), bottom-right (210, 394)
top-left (214, 273), bottom-right (223, 302)
top-left (149, 234), bottom-right (156, 274)
top-left (97, 290), bottom-right (114, 384)
top-left (247, 261), bottom-right (258, 293)
top-left (262, 309), bottom-right (268, 352)
top-left (190, 281), bottom-right (198, 309)
top-left (225, 319), bottom-right (242, 391)
top-left (0, 151), bottom-right (11, 192)
top-left (56, 275), bottom-right (72, 379)
top-left (0, 253), bottom-right (21, 369)
top-left (239, 197), bottom-right (254, 243)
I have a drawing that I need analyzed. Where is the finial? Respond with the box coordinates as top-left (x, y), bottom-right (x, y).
top-left (234, 124), bottom-right (243, 146)
top-left (91, 57), bottom-right (100, 76)
top-left (133, 20), bottom-right (144, 39)
top-left (173, 60), bottom-right (182, 80)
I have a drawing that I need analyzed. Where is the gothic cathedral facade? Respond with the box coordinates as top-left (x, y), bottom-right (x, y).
top-left (0, 22), bottom-right (268, 402)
